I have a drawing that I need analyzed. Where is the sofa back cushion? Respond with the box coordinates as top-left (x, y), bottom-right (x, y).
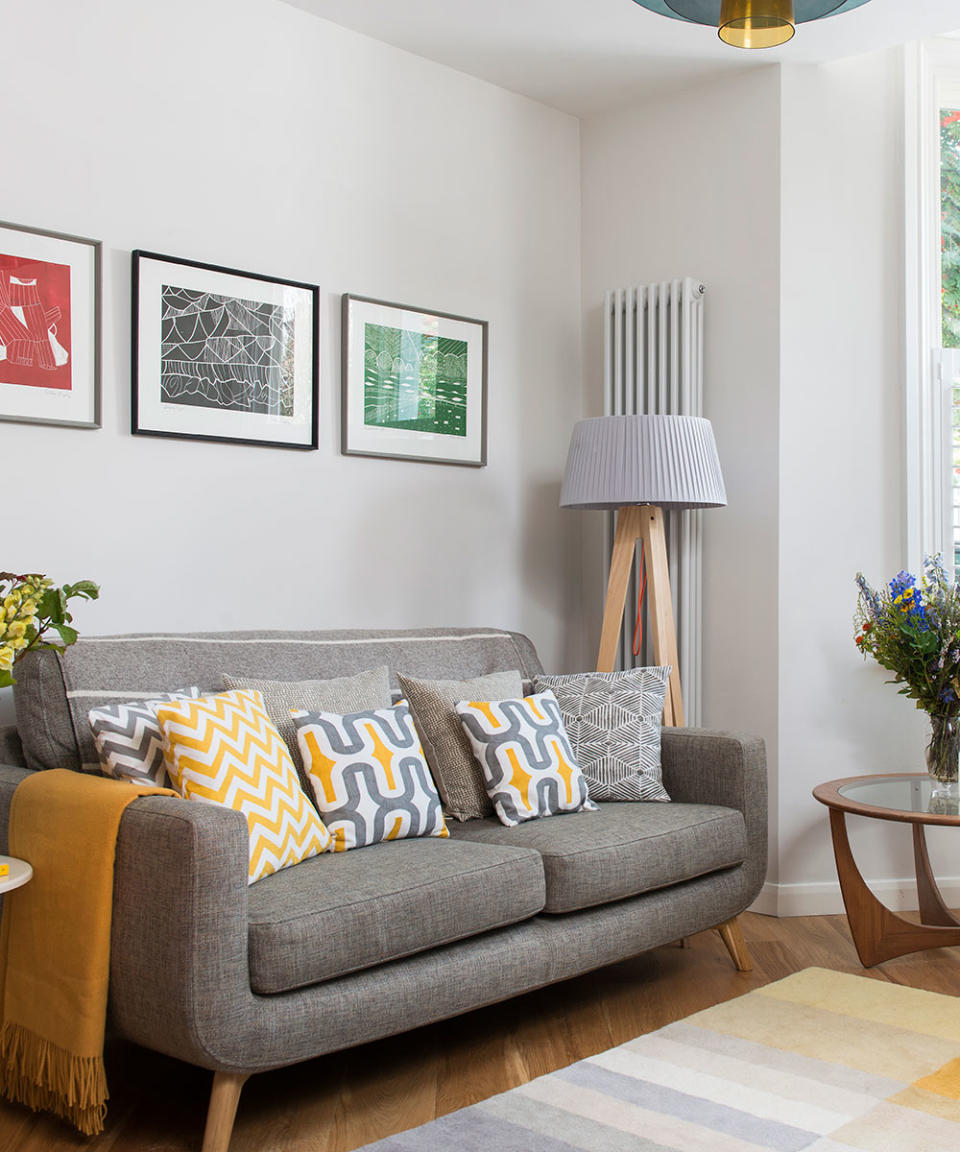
top-left (14, 627), bottom-right (543, 773)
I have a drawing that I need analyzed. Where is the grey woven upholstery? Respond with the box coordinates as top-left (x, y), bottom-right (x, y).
top-left (0, 628), bottom-right (767, 1091)
top-left (247, 836), bottom-right (545, 993)
top-left (13, 627), bottom-right (542, 773)
top-left (448, 802), bottom-right (746, 913)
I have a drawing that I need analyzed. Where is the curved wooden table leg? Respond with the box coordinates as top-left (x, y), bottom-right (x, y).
top-left (829, 809), bottom-right (960, 966)
top-left (913, 824), bottom-right (960, 928)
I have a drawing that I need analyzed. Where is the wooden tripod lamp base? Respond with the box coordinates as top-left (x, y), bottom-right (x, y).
top-left (596, 504), bottom-right (684, 727)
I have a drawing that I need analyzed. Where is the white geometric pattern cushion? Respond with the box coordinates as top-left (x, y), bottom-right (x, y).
top-left (88, 688), bottom-right (201, 787)
top-left (455, 691), bottom-right (597, 827)
top-left (293, 702), bottom-right (449, 852)
top-left (156, 689), bottom-right (332, 884)
top-left (534, 668), bottom-right (671, 802)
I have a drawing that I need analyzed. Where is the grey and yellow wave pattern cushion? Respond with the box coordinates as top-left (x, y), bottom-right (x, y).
top-left (222, 667), bottom-right (392, 776)
top-left (535, 667), bottom-right (671, 802)
top-left (455, 691), bottom-right (597, 827)
top-left (397, 669), bottom-right (523, 821)
top-left (88, 688), bottom-right (201, 787)
top-left (293, 702), bottom-right (448, 851)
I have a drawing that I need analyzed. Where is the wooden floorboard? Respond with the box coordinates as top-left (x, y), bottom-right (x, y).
top-left (1, 912), bottom-right (958, 1151)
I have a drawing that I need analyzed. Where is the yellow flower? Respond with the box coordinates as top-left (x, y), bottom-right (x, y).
top-left (0, 646), bottom-right (14, 671)
top-left (6, 621), bottom-right (26, 642)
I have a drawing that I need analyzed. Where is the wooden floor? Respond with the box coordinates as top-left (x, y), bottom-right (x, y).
top-left (2, 912), bottom-right (959, 1152)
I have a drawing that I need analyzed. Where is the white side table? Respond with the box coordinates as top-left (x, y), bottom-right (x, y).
top-left (0, 855), bottom-right (32, 894)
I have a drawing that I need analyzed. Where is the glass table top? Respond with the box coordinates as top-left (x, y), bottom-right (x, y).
top-left (837, 775), bottom-right (960, 818)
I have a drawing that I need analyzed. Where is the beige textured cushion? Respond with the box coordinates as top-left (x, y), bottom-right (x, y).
top-left (222, 667), bottom-right (392, 775)
top-left (398, 669), bottom-right (523, 821)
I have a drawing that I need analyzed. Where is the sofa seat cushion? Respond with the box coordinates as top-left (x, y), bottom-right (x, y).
top-left (447, 802), bottom-right (746, 914)
top-left (247, 836), bottom-right (546, 993)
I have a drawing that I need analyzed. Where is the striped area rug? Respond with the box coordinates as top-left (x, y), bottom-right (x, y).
top-left (358, 968), bottom-right (960, 1151)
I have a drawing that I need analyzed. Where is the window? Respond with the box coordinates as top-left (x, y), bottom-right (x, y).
top-left (904, 43), bottom-right (960, 574)
top-left (941, 103), bottom-right (960, 574)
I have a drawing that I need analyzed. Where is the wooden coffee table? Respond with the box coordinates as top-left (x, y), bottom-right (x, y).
top-left (813, 774), bottom-right (960, 967)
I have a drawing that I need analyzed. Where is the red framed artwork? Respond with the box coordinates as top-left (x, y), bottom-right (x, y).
top-left (0, 221), bottom-right (100, 428)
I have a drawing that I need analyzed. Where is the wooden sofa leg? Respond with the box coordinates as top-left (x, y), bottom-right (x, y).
top-left (202, 1071), bottom-right (249, 1152)
top-left (715, 916), bottom-right (752, 972)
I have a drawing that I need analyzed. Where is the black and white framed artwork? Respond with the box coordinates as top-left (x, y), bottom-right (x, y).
top-left (132, 250), bottom-right (318, 450)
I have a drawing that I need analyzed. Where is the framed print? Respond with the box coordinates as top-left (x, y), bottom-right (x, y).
top-left (342, 294), bottom-right (487, 467)
top-left (132, 251), bottom-right (319, 450)
top-left (0, 220), bottom-right (101, 429)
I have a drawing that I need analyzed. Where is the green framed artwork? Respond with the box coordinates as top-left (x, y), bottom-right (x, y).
top-left (341, 295), bottom-right (487, 466)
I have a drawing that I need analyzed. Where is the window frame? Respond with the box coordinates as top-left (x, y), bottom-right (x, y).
top-left (905, 41), bottom-right (960, 573)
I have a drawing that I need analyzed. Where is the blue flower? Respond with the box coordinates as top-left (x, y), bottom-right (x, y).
top-left (855, 573), bottom-right (882, 620)
top-left (889, 570), bottom-right (917, 598)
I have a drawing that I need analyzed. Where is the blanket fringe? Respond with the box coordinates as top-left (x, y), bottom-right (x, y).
top-left (0, 1021), bottom-right (107, 1135)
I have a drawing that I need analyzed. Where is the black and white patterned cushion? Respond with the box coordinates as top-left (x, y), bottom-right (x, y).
top-left (88, 688), bottom-right (201, 787)
top-left (534, 668), bottom-right (671, 802)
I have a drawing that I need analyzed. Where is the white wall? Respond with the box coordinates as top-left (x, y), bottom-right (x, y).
top-left (581, 48), bottom-right (957, 913)
top-left (0, 0), bottom-right (586, 721)
top-left (776, 51), bottom-right (956, 915)
top-left (581, 68), bottom-right (783, 879)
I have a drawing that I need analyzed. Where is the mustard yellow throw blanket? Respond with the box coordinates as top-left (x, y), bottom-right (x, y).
top-left (0, 769), bottom-right (173, 1135)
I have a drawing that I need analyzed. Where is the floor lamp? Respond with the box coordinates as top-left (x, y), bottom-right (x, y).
top-left (560, 415), bottom-right (727, 727)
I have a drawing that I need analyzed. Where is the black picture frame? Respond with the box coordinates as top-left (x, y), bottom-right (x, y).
top-left (132, 250), bottom-right (319, 450)
top-left (0, 219), bottom-right (101, 430)
top-left (341, 294), bottom-right (488, 467)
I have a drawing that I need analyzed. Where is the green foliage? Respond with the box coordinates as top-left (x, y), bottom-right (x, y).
top-left (0, 572), bottom-right (99, 688)
top-left (941, 110), bottom-right (960, 347)
top-left (855, 557), bottom-right (960, 716)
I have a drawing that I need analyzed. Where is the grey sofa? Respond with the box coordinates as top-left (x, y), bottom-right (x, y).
top-left (0, 627), bottom-right (766, 1152)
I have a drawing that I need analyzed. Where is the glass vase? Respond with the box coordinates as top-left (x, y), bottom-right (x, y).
top-left (925, 713), bottom-right (960, 790)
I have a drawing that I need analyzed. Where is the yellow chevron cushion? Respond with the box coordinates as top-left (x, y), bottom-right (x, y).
top-left (156, 689), bottom-right (331, 883)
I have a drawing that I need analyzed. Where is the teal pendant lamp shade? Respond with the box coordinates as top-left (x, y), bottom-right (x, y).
top-left (631, 0), bottom-right (872, 49)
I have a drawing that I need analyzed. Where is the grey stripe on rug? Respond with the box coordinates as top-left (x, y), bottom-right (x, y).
top-left (353, 968), bottom-right (960, 1151)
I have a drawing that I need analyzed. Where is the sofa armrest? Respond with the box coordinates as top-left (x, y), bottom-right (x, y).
top-left (660, 727), bottom-right (767, 901)
top-left (0, 763), bottom-right (34, 854)
top-left (0, 728), bottom-right (26, 769)
top-left (109, 794), bottom-right (254, 1069)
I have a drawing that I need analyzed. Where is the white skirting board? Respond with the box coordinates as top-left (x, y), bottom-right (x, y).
top-left (750, 877), bottom-right (960, 917)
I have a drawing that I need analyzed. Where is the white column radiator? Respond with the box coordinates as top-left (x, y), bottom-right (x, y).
top-left (602, 278), bottom-right (706, 726)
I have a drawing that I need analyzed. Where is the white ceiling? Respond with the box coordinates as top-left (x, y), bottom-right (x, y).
top-left (281, 0), bottom-right (960, 115)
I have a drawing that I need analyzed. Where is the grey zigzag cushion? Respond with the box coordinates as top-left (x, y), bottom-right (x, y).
top-left (534, 668), bottom-right (671, 802)
top-left (88, 688), bottom-right (201, 787)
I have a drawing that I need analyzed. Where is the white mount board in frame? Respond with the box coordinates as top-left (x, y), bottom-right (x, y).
top-left (132, 250), bottom-right (319, 451)
top-left (0, 220), bottom-right (100, 429)
top-left (341, 294), bottom-right (487, 467)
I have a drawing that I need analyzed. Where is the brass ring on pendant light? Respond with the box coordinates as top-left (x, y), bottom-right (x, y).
top-left (718, 0), bottom-right (795, 47)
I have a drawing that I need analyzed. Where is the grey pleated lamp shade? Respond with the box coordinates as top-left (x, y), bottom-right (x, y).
top-left (561, 415), bottom-right (727, 510)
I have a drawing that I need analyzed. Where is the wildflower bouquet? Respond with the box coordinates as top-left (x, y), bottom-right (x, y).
top-left (0, 572), bottom-right (99, 688)
top-left (855, 556), bottom-right (960, 784)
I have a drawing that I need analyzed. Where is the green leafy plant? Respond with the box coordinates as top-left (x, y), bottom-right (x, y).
top-left (0, 572), bottom-right (100, 688)
top-left (854, 556), bottom-right (960, 716)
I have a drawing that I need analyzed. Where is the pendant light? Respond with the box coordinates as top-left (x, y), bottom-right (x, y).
top-left (630, 0), bottom-right (872, 50)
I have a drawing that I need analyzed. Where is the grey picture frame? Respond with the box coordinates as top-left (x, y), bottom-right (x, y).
top-left (0, 219), bottom-right (101, 430)
top-left (341, 293), bottom-right (488, 467)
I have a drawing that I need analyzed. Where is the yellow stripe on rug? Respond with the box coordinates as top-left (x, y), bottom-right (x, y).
top-left (350, 967), bottom-right (960, 1152)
